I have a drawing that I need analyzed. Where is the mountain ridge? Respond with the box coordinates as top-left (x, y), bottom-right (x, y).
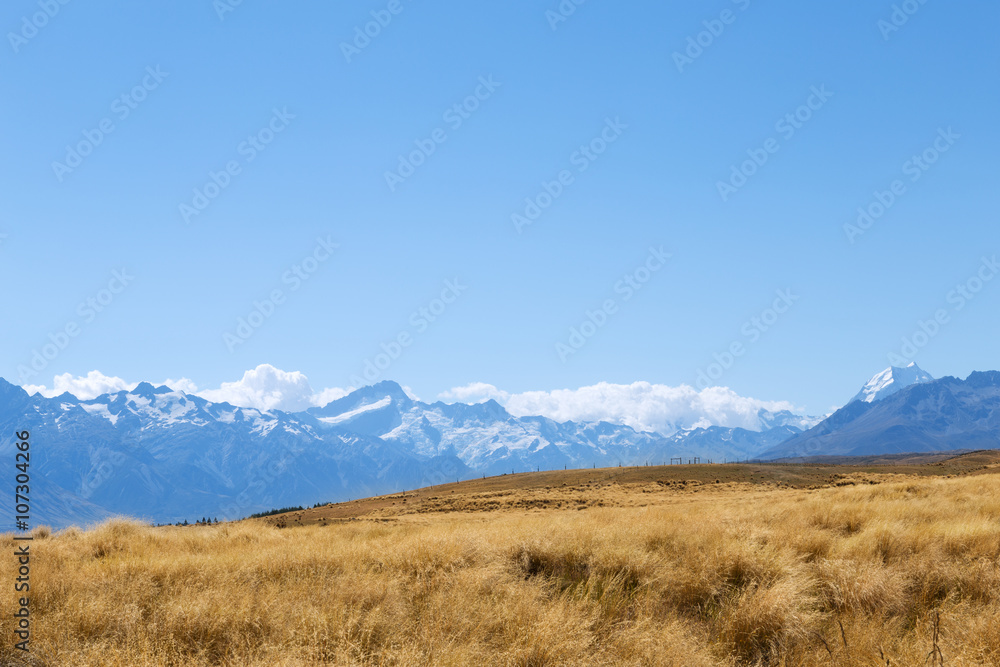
top-left (0, 377), bottom-right (810, 528)
top-left (762, 369), bottom-right (1000, 459)
top-left (5, 367), bottom-right (999, 529)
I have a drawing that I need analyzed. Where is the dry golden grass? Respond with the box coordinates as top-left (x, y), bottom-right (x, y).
top-left (266, 450), bottom-right (1000, 528)
top-left (3, 467), bottom-right (1000, 665)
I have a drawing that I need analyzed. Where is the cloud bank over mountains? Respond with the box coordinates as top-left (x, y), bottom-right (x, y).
top-left (196, 366), bottom-right (343, 412)
top-left (22, 364), bottom-right (805, 435)
top-left (23, 365), bottom-right (349, 413)
top-left (438, 381), bottom-right (803, 434)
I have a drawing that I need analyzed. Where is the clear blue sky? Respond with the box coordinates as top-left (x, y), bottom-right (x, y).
top-left (1, 0), bottom-right (997, 415)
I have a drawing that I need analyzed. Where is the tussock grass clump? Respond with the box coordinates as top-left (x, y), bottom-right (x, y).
top-left (1, 474), bottom-right (999, 665)
top-left (716, 575), bottom-right (815, 663)
top-left (816, 558), bottom-right (907, 615)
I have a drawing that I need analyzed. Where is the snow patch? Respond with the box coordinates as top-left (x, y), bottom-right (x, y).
top-left (81, 403), bottom-right (118, 425)
top-left (318, 397), bottom-right (391, 425)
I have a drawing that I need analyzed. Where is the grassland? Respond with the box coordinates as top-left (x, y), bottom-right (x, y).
top-left (3, 451), bottom-right (1000, 666)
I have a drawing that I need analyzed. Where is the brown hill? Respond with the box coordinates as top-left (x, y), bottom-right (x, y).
top-left (256, 449), bottom-right (1000, 528)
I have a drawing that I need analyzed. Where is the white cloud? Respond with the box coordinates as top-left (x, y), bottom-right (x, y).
top-left (24, 371), bottom-right (133, 400)
top-left (437, 382), bottom-right (509, 404)
top-left (23, 370), bottom-right (804, 434)
top-left (22, 365), bottom-right (350, 413)
top-left (163, 377), bottom-right (200, 394)
top-left (24, 371), bottom-right (202, 400)
top-left (310, 386), bottom-right (351, 407)
top-left (439, 381), bottom-right (801, 435)
top-left (198, 364), bottom-right (351, 412)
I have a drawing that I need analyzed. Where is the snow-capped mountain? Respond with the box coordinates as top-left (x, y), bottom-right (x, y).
top-left (305, 381), bottom-right (805, 473)
top-left (13, 363), bottom-right (996, 530)
top-left (849, 362), bottom-right (934, 404)
top-left (7, 364), bottom-right (1000, 526)
top-left (762, 370), bottom-right (1000, 459)
top-left (0, 379), bottom-right (470, 528)
top-left (0, 378), bottom-right (813, 528)
top-left (756, 407), bottom-right (823, 432)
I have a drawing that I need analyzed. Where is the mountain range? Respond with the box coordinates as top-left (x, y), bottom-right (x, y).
top-left (1, 362), bottom-right (997, 528)
top-left (764, 368), bottom-right (1000, 459)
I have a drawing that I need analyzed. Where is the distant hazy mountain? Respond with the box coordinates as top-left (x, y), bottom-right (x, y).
top-left (762, 370), bottom-right (1000, 459)
top-left (0, 378), bottom-right (811, 528)
top-left (849, 362), bottom-right (934, 404)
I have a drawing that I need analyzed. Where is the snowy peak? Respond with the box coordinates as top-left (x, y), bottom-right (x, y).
top-left (362, 379), bottom-right (411, 402)
top-left (764, 369), bottom-right (1000, 459)
top-left (306, 381), bottom-right (415, 437)
top-left (76, 385), bottom-right (281, 432)
top-left (850, 363), bottom-right (934, 404)
top-left (757, 408), bottom-right (822, 431)
top-left (311, 380), bottom-right (411, 415)
top-left (430, 398), bottom-right (512, 425)
top-left (132, 381), bottom-right (158, 396)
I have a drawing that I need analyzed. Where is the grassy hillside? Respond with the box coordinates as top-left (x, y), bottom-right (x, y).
top-left (3, 452), bottom-right (1000, 666)
top-left (263, 449), bottom-right (1000, 527)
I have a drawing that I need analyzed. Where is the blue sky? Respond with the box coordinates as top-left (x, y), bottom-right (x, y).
top-left (1, 0), bottom-right (997, 419)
